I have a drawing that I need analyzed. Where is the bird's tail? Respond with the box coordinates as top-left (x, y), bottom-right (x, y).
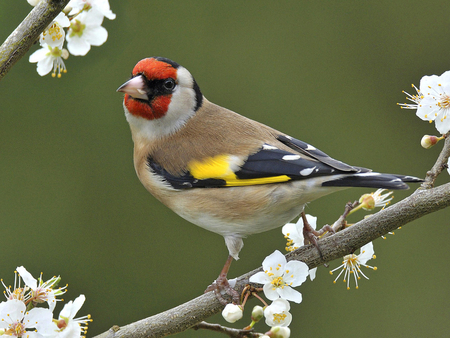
top-left (321, 172), bottom-right (423, 190)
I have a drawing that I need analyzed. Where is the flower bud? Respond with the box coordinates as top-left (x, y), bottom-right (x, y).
top-left (421, 135), bottom-right (440, 149)
top-left (359, 193), bottom-right (375, 210)
top-left (268, 326), bottom-right (291, 338)
top-left (27, 0), bottom-right (41, 6)
top-left (222, 304), bottom-right (243, 323)
top-left (251, 305), bottom-right (264, 322)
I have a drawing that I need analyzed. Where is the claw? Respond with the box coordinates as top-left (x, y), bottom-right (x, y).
top-left (205, 255), bottom-right (240, 305)
top-left (301, 212), bottom-right (334, 261)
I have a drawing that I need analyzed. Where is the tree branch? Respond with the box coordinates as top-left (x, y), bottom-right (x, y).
top-left (92, 182), bottom-right (450, 338)
top-left (0, 0), bottom-right (70, 81)
top-left (422, 132), bottom-right (450, 189)
top-left (192, 322), bottom-right (261, 338)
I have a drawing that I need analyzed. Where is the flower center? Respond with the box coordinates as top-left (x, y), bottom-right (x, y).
top-left (6, 322), bottom-right (26, 337)
top-left (343, 254), bottom-right (359, 268)
top-left (56, 318), bottom-right (68, 330)
top-left (438, 94), bottom-right (450, 109)
top-left (50, 46), bottom-right (63, 58)
top-left (271, 276), bottom-right (285, 288)
top-left (272, 313), bottom-right (287, 323)
top-left (32, 287), bottom-right (50, 303)
top-left (11, 288), bottom-right (25, 301)
top-left (43, 23), bottom-right (64, 45)
top-left (70, 20), bottom-right (86, 37)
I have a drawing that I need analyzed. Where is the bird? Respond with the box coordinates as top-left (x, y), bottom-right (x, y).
top-left (117, 57), bottom-right (421, 303)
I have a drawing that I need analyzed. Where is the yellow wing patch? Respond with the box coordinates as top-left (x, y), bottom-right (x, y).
top-left (188, 155), bottom-right (291, 187)
top-left (188, 155), bottom-right (233, 180)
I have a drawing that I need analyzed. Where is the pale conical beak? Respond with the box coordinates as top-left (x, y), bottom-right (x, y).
top-left (117, 75), bottom-right (149, 100)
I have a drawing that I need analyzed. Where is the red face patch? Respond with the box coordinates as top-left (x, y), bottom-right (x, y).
top-left (124, 94), bottom-right (170, 120)
top-left (124, 58), bottom-right (177, 120)
top-left (132, 58), bottom-right (177, 81)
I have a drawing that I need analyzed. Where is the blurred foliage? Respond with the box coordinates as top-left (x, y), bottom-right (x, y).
top-left (0, 1), bottom-right (449, 337)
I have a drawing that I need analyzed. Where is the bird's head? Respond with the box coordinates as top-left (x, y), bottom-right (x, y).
top-left (117, 57), bottom-right (203, 139)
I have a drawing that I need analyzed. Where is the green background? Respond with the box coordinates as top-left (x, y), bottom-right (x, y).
top-left (1, 1), bottom-right (449, 337)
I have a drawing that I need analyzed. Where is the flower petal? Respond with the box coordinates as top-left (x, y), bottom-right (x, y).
top-left (25, 308), bottom-right (53, 329)
top-left (36, 56), bottom-right (53, 76)
top-left (283, 260), bottom-right (309, 287)
top-left (67, 35), bottom-right (91, 56)
top-left (0, 299), bottom-right (25, 322)
top-left (263, 282), bottom-right (281, 301)
top-left (249, 271), bottom-right (270, 285)
top-left (358, 242), bottom-right (374, 265)
top-left (69, 294), bottom-right (86, 318)
top-left (309, 267), bottom-right (317, 281)
top-left (84, 25), bottom-right (108, 46)
top-left (29, 47), bottom-right (49, 63)
top-left (55, 12), bottom-right (70, 27)
top-left (277, 286), bottom-right (302, 303)
top-left (16, 266), bottom-right (37, 289)
top-left (262, 250), bottom-right (286, 276)
top-left (435, 112), bottom-right (450, 134)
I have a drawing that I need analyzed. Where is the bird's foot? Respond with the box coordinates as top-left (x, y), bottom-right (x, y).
top-left (302, 212), bottom-right (335, 261)
top-left (205, 277), bottom-right (239, 305)
top-left (205, 255), bottom-right (239, 305)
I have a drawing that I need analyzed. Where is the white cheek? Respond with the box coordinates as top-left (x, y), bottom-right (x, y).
top-left (123, 66), bottom-right (199, 141)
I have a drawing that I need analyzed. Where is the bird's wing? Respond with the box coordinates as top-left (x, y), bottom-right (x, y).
top-left (147, 134), bottom-right (363, 190)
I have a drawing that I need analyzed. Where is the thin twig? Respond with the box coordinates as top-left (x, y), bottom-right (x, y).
top-left (326, 200), bottom-right (359, 235)
top-left (422, 132), bottom-right (450, 189)
top-left (192, 322), bottom-right (261, 338)
top-left (0, 0), bottom-right (70, 81)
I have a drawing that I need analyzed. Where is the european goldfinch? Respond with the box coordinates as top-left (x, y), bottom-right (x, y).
top-left (117, 57), bottom-right (421, 302)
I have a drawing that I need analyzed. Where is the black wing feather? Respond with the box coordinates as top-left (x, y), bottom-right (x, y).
top-left (277, 135), bottom-right (358, 172)
top-left (235, 146), bottom-right (340, 180)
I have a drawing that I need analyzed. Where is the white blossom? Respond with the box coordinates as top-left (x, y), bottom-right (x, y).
top-left (0, 299), bottom-right (53, 337)
top-left (400, 70), bottom-right (450, 134)
top-left (66, 8), bottom-right (108, 56)
top-left (68, 0), bottom-right (116, 20)
top-left (330, 242), bottom-right (377, 289)
top-left (250, 250), bottom-right (308, 303)
top-left (264, 299), bottom-right (292, 327)
top-left (29, 43), bottom-right (68, 77)
top-left (16, 266), bottom-right (66, 312)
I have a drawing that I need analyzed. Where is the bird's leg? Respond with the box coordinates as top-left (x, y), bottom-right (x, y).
top-left (205, 255), bottom-right (240, 305)
top-left (301, 211), bottom-right (334, 260)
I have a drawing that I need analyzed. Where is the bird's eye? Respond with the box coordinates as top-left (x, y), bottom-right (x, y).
top-left (163, 78), bottom-right (176, 91)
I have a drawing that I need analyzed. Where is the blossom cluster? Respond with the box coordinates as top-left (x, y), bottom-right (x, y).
top-left (399, 70), bottom-right (450, 135)
top-left (0, 267), bottom-right (91, 338)
top-left (221, 188), bottom-right (389, 336)
top-left (27, 0), bottom-right (115, 77)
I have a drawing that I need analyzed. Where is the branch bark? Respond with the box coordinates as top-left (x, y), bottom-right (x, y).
top-left (422, 132), bottom-right (450, 189)
top-left (92, 182), bottom-right (450, 338)
top-left (0, 0), bottom-right (70, 81)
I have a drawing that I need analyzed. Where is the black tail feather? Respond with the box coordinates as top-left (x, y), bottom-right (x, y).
top-left (322, 172), bottom-right (423, 190)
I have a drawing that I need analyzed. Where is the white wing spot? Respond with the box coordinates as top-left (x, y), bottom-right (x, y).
top-left (356, 172), bottom-right (381, 177)
top-left (305, 144), bottom-right (316, 151)
top-left (282, 155), bottom-right (301, 161)
top-left (263, 144), bottom-right (278, 150)
top-left (300, 167), bottom-right (316, 176)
